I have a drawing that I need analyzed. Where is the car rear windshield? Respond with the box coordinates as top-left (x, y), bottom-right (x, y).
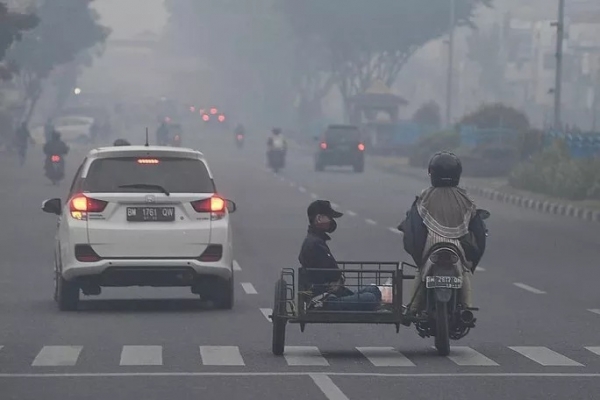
top-left (324, 127), bottom-right (361, 142)
top-left (82, 157), bottom-right (215, 193)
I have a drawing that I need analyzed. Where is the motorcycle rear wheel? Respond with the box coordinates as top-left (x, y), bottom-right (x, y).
top-left (434, 301), bottom-right (450, 356)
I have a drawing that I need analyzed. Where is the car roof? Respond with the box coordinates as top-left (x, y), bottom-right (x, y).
top-left (86, 146), bottom-right (206, 161)
top-left (327, 124), bottom-right (360, 130)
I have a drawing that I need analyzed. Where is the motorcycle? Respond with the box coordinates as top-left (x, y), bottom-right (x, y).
top-left (235, 133), bottom-right (244, 148)
top-left (267, 148), bottom-right (286, 173)
top-left (414, 209), bottom-right (490, 356)
top-left (45, 154), bottom-right (65, 185)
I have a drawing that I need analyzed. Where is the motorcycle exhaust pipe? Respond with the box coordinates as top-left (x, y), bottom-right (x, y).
top-left (460, 310), bottom-right (474, 324)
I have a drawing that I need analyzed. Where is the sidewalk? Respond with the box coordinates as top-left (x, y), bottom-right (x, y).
top-left (370, 155), bottom-right (600, 223)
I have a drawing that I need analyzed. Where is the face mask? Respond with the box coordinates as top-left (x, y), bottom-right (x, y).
top-left (314, 215), bottom-right (337, 233)
top-left (326, 219), bottom-right (338, 233)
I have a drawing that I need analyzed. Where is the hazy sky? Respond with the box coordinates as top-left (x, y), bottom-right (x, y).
top-left (92, 0), bottom-right (167, 39)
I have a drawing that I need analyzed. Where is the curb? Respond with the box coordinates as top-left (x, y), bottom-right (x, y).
top-left (373, 163), bottom-right (600, 224)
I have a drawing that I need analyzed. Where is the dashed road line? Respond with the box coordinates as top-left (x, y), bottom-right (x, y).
top-left (365, 218), bottom-right (377, 225)
top-left (310, 193), bottom-right (318, 199)
top-left (346, 210), bottom-right (357, 217)
top-left (120, 346), bottom-right (162, 366)
top-left (32, 346), bottom-right (82, 367)
top-left (588, 309), bottom-right (600, 316)
top-left (298, 186), bottom-right (307, 193)
top-left (289, 182), bottom-right (296, 187)
top-left (260, 308), bottom-right (272, 322)
top-left (241, 283), bottom-right (258, 294)
top-left (233, 260), bottom-right (242, 271)
top-left (200, 346), bottom-right (245, 366)
top-left (310, 373), bottom-right (350, 400)
top-left (513, 282), bottom-right (546, 294)
top-left (509, 347), bottom-right (583, 366)
top-left (284, 346), bottom-right (329, 366)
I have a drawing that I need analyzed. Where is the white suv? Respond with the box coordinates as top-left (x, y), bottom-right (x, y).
top-left (42, 145), bottom-right (237, 311)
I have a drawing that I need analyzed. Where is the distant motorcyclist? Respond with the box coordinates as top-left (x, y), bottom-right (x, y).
top-left (267, 127), bottom-right (286, 152)
top-left (43, 131), bottom-right (69, 159)
top-left (113, 138), bottom-right (131, 146)
top-left (398, 152), bottom-right (487, 320)
top-left (234, 123), bottom-right (245, 136)
top-left (156, 122), bottom-right (169, 146)
top-left (15, 122), bottom-right (34, 166)
top-left (299, 200), bottom-right (381, 311)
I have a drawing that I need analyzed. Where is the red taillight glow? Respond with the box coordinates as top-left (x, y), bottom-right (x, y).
top-left (174, 135), bottom-right (180, 141)
top-left (164, 117), bottom-right (171, 123)
top-left (51, 155), bottom-right (61, 162)
top-left (202, 114), bottom-right (210, 121)
top-left (237, 134), bottom-right (243, 140)
top-left (190, 106), bottom-right (196, 112)
top-left (320, 142), bottom-right (327, 149)
top-left (191, 196), bottom-right (226, 213)
top-left (358, 143), bottom-right (365, 151)
top-left (137, 158), bottom-right (160, 164)
top-left (210, 108), bottom-right (218, 115)
top-left (69, 195), bottom-right (108, 219)
top-left (218, 115), bottom-right (225, 122)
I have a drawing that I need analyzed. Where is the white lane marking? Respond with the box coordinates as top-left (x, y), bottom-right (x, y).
top-left (233, 260), bottom-right (242, 271)
top-left (388, 227), bottom-right (402, 234)
top-left (284, 346), bottom-right (329, 366)
top-left (260, 308), bottom-right (272, 322)
top-left (513, 283), bottom-right (546, 294)
top-left (32, 346), bottom-right (82, 367)
top-left (279, 176), bottom-right (286, 182)
top-left (310, 193), bottom-right (318, 199)
top-left (241, 282), bottom-right (258, 294)
top-left (476, 267), bottom-right (486, 272)
top-left (356, 347), bottom-right (415, 367)
top-left (298, 186), bottom-right (307, 193)
top-left (310, 373), bottom-right (350, 400)
top-left (585, 347), bottom-right (600, 356)
top-left (346, 210), bottom-right (357, 217)
top-left (4, 372), bottom-right (600, 378)
top-left (331, 203), bottom-right (340, 208)
top-left (588, 309), bottom-right (600, 315)
top-left (447, 346), bottom-right (499, 366)
top-left (289, 182), bottom-right (296, 187)
top-left (365, 219), bottom-right (377, 225)
top-left (509, 347), bottom-right (583, 366)
top-left (120, 346), bottom-right (163, 366)
top-left (199, 346), bottom-right (245, 366)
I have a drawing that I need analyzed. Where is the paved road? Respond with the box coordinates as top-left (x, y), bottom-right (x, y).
top-left (1, 126), bottom-right (599, 399)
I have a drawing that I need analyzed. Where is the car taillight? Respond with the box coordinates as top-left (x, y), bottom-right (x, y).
top-left (51, 155), bottom-right (61, 162)
top-left (237, 134), bottom-right (243, 140)
top-left (358, 143), bottom-right (365, 151)
top-left (191, 196), bottom-right (226, 213)
top-left (75, 244), bottom-right (101, 262)
top-left (174, 135), bottom-right (180, 141)
top-left (69, 195), bottom-right (108, 220)
top-left (218, 115), bottom-right (225, 122)
top-left (320, 142), bottom-right (327, 149)
top-left (210, 108), bottom-right (218, 115)
top-left (202, 114), bottom-right (210, 121)
top-left (198, 244), bottom-right (223, 262)
top-left (137, 158), bottom-right (160, 164)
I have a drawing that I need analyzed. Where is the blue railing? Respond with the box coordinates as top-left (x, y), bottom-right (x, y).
top-left (543, 131), bottom-right (600, 159)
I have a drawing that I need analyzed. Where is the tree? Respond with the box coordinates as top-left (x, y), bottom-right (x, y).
top-left (281, 0), bottom-right (493, 110)
top-left (0, 2), bottom-right (38, 80)
top-left (8, 0), bottom-right (110, 122)
top-left (413, 101), bottom-right (442, 129)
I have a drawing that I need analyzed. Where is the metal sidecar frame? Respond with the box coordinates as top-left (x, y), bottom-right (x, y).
top-left (269, 261), bottom-right (415, 356)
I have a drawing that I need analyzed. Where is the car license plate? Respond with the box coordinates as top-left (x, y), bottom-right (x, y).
top-left (426, 276), bottom-right (463, 289)
top-left (126, 207), bottom-right (175, 222)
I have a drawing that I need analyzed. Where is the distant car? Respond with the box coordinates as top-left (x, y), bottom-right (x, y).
top-left (200, 107), bottom-right (228, 127)
top-left (53, 115), bottom-right (95, 143)
top-left (314, 124), bottom-right (366, 173)
top-left (42, 145), bottom-right (238, 311)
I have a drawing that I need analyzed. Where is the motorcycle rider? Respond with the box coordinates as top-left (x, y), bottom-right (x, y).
top-left (43, 130), bottom-right (69, 170)
top-left (299, 200), bottom-right (382, 311)
top-left (267, 127), bottom-right (287, 168)
top-left (113, 138), bottom-right (131, 146)
top-left (156, 121), bottom-right (170, 146)
top-left (398, 151), bottom-right (487, 322)
top-left (234, 123), bottom-right (245, 137)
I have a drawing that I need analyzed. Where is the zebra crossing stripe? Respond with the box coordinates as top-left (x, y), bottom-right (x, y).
top-left (356, 347), bottom-right (415, 367)
top-left (284, 346), bottom-right (329, 366)
top-left (259, 308), bottom-right (272, 322)
top-left (32, 346), bottom-right (82, 367)
top-left (509, 346), bottom-right (583, 366)
top-left (120, 346), bottom-right (163, 366)
top-left (200, 346), bottom-right (245, 366)
top-left (447, 346), bottom-right (499, 366)
top-left (585, 347), bottom-right (600, 356)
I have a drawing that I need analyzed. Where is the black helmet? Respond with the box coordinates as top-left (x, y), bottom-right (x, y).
top-left (428, 151), bottom-right (462, 187)
top-left (272, 127), bottom-right (281, 135)
top-left (113, 139), bottom-right (130, 146)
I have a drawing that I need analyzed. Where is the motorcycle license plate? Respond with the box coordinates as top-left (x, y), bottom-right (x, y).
top-left (426, 276), bottom-right (462, 289)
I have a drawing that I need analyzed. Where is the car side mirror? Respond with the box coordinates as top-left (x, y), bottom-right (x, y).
top-left (477, 209), bottom-right (490, 220)
top-left (226, 200), bottom-right (237, 213)
top-left (42, 198), bottom-right (62, 215)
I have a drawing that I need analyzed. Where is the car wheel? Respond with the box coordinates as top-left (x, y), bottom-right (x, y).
top-left (56, 271), bottom-right (80, 311)
top-left (213, 277), bottom-right (234, 310)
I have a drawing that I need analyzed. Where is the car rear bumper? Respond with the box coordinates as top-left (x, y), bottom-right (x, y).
top-left (317, 151), bottom-right (364, 165)
top-left (62, 259), bottom-right (232, 286)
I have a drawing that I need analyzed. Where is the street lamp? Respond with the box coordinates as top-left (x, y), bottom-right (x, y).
top-left (551, 0), bottom-right (565, 130)
top-left (74, 87), bottom-right (82, 95)
top-left (445, 0), bottom-right (456, 127)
